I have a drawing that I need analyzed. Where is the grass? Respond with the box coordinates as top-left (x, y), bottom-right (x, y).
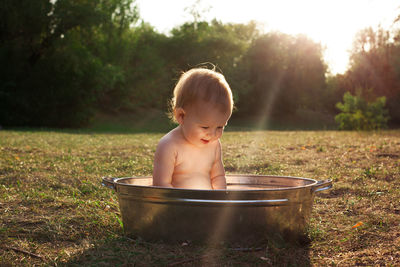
top-left (1, 129), bottom-right (399, 266)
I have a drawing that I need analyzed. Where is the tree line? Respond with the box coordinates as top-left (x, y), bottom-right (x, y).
top-left (1, 0), bottom-right (399, 128)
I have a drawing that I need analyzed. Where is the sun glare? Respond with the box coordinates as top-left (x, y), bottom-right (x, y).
top-left (224, 0), bottom-right (399, 74)
top-left (137, 0), bottom-right (399, 74)
top-left (262, 0), bottom-right (359, 74)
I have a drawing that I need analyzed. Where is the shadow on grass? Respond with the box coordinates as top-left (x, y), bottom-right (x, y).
top-left (2, 125), bottom-right (171, 135)
top-left (3, 119), bottom-right (335, 136)
top-left (2, 108), bottom-right (339, 135)
top-left (2, 109), bottom-right (175, 134)
top-left (60, 235), bottom-right (312, 266)
top-left (228, 109), bottom-right (337, 132)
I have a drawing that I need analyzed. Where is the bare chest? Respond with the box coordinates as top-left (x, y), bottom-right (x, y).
top-left (174, 145), bottom-right (216, 175)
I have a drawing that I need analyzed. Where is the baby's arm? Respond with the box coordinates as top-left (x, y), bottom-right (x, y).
top-left (153, 138), bottom-right (176, 188)
top-left (210, 140), bottom-right (227, 189)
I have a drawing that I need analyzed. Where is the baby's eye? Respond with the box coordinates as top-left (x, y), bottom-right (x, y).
top-left (201, 126), bottom-right (209, 129)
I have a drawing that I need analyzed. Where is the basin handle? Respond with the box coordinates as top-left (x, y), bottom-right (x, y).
top-left (313, 179), bottom-right (332, 193)
top-left (102, 177), bottom-right (117, 190)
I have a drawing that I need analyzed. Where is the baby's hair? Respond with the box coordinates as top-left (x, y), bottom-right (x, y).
top-left (169, 67), bottom-right (234, 122)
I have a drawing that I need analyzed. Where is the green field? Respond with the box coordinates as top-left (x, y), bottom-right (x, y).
top-left (1, 129), bottom-right (399, 266)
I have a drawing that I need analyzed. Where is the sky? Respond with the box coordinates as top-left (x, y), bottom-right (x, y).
top-left (135, 0), bottom-right (400, 74)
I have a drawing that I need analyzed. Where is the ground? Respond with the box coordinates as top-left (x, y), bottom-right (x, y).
top-left (0, 129), bottom-right (399, 266)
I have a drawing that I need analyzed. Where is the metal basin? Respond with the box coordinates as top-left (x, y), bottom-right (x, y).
top-left (102, 175), bottom-right (332, 245)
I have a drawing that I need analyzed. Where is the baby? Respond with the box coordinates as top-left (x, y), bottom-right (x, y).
top-left (152, 68), bottom-right (234, 189)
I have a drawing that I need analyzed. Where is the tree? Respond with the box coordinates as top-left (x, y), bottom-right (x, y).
top-left (167, 20), bottom-right (259, 107)
top-left (238, 32), bottom-right (327, 118)
top-left (344, 26), bottom-right (400, 125)
top-left (121, 23), bottom-right (171, 111)
top-left (0, 0), bottom-right (139, 127)
top-left (184, 0), bottom-right (212, 31)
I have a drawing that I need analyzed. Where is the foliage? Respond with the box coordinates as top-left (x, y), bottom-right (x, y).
top-left (167, 20), bottom-right (260, 109)
top-left (1, 1), bottom-right (400, 129)
top-left (0, 0), bottom-right (138, 127)
top-left (335, 91), bottom-right (389, 130)
top-left (344, 26), bottom-right (400, 125)
top-left (323, 75), bottom-right (347, 114)
top-left (98, 22), bottom-right (171, 112)
top-left (238, 32), bottom-right (327, 117)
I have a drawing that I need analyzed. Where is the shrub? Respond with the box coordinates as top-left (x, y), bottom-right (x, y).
top-left (335, 91), bottom-right (389, 130)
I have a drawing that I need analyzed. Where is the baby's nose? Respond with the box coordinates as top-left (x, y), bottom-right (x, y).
top-left (208, 128), bottom-right (217, 138)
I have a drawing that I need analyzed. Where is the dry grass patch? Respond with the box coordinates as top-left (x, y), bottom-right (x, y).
top-left (1, 129), bottom-right (399, 266)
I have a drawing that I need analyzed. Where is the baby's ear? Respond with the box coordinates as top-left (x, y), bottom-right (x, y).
top-left (174, 108), bottom-right (185, 124)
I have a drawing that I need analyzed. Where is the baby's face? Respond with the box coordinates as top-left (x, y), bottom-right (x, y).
top-left (180, 102), bottom-right (231, 148)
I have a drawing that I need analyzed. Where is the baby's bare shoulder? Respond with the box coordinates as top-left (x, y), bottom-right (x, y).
top-left (157, 128), bottom-right (181, 150)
